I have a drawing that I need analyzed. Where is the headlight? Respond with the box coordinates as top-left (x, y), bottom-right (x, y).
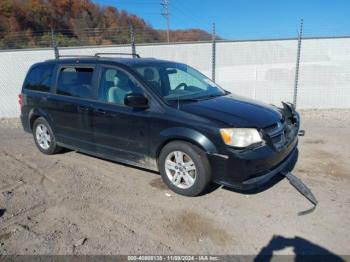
top-left (220, 128), bottom-right (262, 148)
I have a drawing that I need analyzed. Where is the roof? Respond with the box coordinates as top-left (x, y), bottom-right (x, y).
top-left (44, 56), bottom-right (177, 66)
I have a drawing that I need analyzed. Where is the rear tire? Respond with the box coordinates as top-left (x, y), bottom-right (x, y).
top-left (33, 117), bottom-right (62, 155)
top-left (159, 141), bottom-right (211, 196)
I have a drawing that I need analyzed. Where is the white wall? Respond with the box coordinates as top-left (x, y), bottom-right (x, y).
top-left (0, 37), bottom-right (349, 117)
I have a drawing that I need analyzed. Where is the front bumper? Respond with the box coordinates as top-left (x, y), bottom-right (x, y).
top-left (208, 102), bottom-right (300, 190)
top-left (208, 136), bottom-right (298, 190)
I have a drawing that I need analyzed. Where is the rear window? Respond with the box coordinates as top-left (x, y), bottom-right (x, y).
top-left (57, 67), bottom-right (94, 99)
top-left (24, 63), bottom-right (55, 92)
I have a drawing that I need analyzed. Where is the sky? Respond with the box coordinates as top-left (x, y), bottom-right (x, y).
top-left (95, 0), bottom-right (350, 39)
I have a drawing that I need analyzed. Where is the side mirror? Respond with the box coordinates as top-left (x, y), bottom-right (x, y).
top-left (124, 93), bottom-right (149, 108)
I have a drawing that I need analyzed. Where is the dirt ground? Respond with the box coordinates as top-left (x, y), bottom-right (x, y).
top-left (0, 109), bottom-right (349, 257)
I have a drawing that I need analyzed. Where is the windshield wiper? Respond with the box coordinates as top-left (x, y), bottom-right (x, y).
top-left (166, 92), bottom-right (230, 103)
top-left (166, 98), bottom-right (200, 102)
top-left (195, 93), bottom-right (226, 100)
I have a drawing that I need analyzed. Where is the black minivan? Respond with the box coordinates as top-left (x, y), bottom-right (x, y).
top-left (20, 53), bottom-right (300, 196)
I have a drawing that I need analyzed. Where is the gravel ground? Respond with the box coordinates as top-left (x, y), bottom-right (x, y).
top-left (0, 109), bottom-right (349, 257)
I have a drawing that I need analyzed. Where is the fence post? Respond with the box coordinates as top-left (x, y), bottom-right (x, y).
top-left (130, 25), bottom-right (136, 58)
top-left (293, 19), bottom-right (303, 108)
top-left (51, 28), bottom-right (59, 59)
top-left (211, 22), bottom-right (216, 81)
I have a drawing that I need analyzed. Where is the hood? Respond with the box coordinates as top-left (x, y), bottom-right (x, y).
top-left (179, 94), bottom-right (282, 128)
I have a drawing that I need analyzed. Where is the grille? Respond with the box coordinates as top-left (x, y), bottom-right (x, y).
top-left (271, 134), bottom-right (284, 144)
top-left (263, 123), bottom-right (278, 133)
top-left (263, 121), bottom-right (287, 150)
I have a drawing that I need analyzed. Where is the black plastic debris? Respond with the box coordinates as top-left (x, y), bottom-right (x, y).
top-left (283, 172), bottom-right (318, 215)
top-left (0, 209), bottom-right (6, 218)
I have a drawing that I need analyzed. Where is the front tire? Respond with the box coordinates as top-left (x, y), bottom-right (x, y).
top-left (159, 141), bottom-right (211, 196)
top-left (33, 117), bottom-right (62, 155)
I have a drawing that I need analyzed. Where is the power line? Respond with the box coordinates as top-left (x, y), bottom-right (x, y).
top-left (168, 2), bottom-right (230, 39)
top-left (170, 1), bottom-right (210, 31)
top-left (161, 0), bottom-right (170, 42)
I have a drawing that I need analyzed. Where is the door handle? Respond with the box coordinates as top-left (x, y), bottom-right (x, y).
top-left (77, 105), bottom-right (90, 112)
top-left (94, 109), bottom-right (106, 115)
top-left (94, 108), bottom-right (117, 117)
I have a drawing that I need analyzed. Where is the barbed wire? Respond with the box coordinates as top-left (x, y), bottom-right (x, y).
top-left (1, 25), bottom-right (349, 50)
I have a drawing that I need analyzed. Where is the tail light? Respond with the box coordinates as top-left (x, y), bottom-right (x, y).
top-left (18, 94), bottom-right (23, 108)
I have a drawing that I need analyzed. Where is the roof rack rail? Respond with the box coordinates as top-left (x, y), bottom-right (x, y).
top-left (94, 52), bottom-right (141, 58)
top-left (57, 55), bottom-right (96, 59)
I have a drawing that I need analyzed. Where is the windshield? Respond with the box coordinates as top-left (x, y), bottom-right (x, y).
top-left (131, 62), bottom-right (227, 102)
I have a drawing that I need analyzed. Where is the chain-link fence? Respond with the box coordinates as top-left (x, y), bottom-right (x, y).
top-left (0, 26), bottom-right (211, 50)
top-left (1, 25), bottom-right (350, 117)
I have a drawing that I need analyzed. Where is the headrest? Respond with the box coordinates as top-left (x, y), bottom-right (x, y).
top-left (114, 70), bottom-right (129, 86)
top-left (105, 69), bottom-right (116, 82)
top-left (144, 68), bottom-right (155, 81)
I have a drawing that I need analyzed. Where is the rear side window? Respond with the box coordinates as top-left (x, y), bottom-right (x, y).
top-left (57, 67), bottom-right (94, 99)
top-left (24, 64), bottom-right (54, 92)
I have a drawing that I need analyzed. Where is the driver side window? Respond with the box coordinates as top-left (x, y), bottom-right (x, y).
top-left (168, 68), bottom-right (208, 91)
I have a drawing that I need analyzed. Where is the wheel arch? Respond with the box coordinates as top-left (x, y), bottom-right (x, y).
top-left (156, 127), bottom-right (218, 163)
top-left (28, 108), bottom-right (54, 131)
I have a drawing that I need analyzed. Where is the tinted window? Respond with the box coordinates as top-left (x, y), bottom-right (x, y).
top-left (57, 67), bottom-right (94, 99)
top-left (135, 67), bottom-right (161, 93)
top-left (24, 64), bottom-right (54, 92)
top-left (98, 67), bottom-right (143, 106)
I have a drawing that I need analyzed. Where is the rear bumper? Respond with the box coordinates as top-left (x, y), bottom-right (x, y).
top-left (208, 137), bottom-right (298, 190)
top-left (20, 114), bottom-right (31, 133)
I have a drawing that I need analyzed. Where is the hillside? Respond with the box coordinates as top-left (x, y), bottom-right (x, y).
top-left (0, 0), bottom-right (214, 49)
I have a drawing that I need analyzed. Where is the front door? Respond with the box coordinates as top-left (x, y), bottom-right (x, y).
top-left (91, 65), bottom-right (151, 167)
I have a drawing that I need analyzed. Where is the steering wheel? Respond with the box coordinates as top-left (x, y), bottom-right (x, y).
top-left (175, 83), bottom-right (188, 90)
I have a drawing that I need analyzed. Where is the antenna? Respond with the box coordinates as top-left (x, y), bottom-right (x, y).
top-left (177, 94), bottom-right (180, 110)
top-left (161, 0), bottom-right (170, 42)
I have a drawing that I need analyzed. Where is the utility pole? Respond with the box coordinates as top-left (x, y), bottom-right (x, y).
top-left (293, 19), bottom-right (303, 108)
top-left (161, 0), bottom-right (170, 42)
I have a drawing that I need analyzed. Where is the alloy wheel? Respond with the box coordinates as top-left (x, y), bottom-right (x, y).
top-left (35, 124), bottom-right (51, 150)
top-left (164, 150), bottom-right (197, 189)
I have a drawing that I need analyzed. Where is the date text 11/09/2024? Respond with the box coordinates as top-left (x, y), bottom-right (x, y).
top-left (127, 255), bottom-right (219, 261)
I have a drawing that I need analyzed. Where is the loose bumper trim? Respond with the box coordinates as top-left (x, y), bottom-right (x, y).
top-left (242, 146), bottom-right (298, 186)
top-left (209, 142), bottom-right (299, 191)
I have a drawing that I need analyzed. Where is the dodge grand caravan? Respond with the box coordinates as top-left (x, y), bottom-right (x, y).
top-left (20, 53), bottom-right (300, 196)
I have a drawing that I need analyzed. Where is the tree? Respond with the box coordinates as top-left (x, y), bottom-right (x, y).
top-left (0, 0), bottom-right (215, 49)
